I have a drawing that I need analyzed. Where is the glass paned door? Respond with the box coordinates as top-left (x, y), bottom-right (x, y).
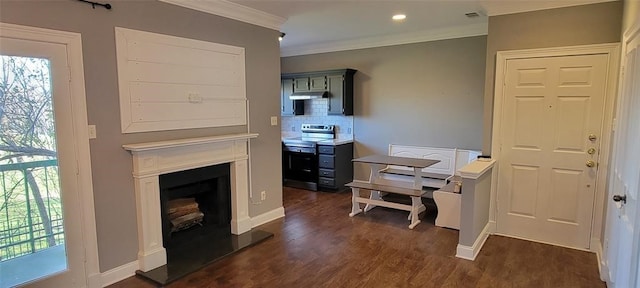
top-left (0, 54), bottom-right (67, 288)
top-left (0, 33), bottom-right (88, 287)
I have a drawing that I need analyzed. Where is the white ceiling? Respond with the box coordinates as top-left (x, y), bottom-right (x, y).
top-left (164, 0), bottom-right (617, 56)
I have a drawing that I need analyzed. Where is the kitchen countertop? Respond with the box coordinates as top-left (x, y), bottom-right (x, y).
top-left (317, 138), bottom-right (354, 145)
top-left (281, 137), bottom-right (353, 146)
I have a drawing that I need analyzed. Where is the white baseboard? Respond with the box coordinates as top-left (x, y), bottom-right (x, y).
top-left (456, 222), bottom-right (491, 261)
top-left (251, 207), bottom-right (285, 228)
top-left (488, 220), bottom-right (496, 233)
top-left (87, 272), bottom-right (102, 288)
top-left (593, 237), bottom-right (610, 282)
top-left (100, 260), bottom-right (139, 287)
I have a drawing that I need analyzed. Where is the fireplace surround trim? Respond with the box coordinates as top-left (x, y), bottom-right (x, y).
top-left (123, 133), bottom-right (258, 272)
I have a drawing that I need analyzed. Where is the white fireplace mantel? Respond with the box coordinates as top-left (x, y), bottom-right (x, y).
top-left (123, 133), bottom-right (258, 272)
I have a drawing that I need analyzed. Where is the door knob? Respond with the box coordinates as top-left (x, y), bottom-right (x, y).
top-left (586, 160), bottom-right (596, 168)
top-left (588, 134), bottom-right (597, 141)
top-left (587, 148), bottom-right (596, 155)
top-left (613, 195), bottom-right (627, 204)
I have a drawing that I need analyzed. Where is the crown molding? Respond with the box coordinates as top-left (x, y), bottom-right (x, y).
top-left (280, 22), bottom-right (488, 57)
top-left (480, 0), bottom-right (617, 16)
top-left (159, 0), bottom-right (285, 31)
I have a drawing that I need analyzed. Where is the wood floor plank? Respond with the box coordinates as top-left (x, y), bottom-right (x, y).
top-left (108, 187), bottom-right (605, 288)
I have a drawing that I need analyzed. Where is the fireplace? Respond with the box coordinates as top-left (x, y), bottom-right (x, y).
top-left (123, 134), bottom-right (260, 272)
top-left (159, 163), bottom-right (231, 249)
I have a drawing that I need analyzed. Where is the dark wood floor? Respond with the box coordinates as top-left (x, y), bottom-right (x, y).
top-left (109, 187), bottom-right (605, 288)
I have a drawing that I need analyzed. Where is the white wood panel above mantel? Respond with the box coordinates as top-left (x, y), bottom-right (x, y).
top-left (115, 27), bottom-right (247, 133)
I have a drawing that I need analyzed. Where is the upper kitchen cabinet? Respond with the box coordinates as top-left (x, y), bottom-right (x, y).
top-left (294, 75), bottom-right (326, 92)
top-left (327, 69), bottom-right (356, 115)
top-left (282, 69), bottom-right (356, 116)
top-left (281, 78), bottom-right (304, 116)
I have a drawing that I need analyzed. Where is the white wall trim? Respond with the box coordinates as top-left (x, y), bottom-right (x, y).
top-left (280, 22), bottom-right (487, 57)
top-left (592, 238), bottom-right (610, 282)
top-left (456, 222), bottom-right (491, 261)
top-left (158, 0), bottom-right (285, 31)
top-left (488, 220), bottom-right (497, 233)
top-left (458, 159), bottom-right (496, 179)
top-left (481, 0), bottom-right (618, 16)
top-left (251, 207), bottom-right (285, 228)
top-left (100, 261), bottom-right (139, 287)
top-left (0, 22), bottom-right (101, 288)
top-left (491, 43), bottom-right (621, 248)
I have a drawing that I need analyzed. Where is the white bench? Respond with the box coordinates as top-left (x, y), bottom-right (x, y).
top-left (433, 181), bottom-right (461, 229)
top-left (380, 145), bottom-right (480, 189)
top-left (347, 181), bottom-right (428, 229)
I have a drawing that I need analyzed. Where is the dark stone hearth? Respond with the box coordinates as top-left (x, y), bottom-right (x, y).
top-left (135, 226), bottom-right (273, 285)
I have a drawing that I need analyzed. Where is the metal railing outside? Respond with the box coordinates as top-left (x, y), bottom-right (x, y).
top-left (0, 159), bottom-right (64, 261)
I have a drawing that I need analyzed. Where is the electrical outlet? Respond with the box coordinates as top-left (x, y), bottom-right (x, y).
top-left (270, 116), bottom-right (278, 126)
top-left (347, 128), bottom-right (352, 134)
top-left (260, 191), bottom-right (266, 201)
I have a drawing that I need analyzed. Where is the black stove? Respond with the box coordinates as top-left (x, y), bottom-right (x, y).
top-left (282, 124), bottom-right (335, 191)
top-left (282, 124), bottom-right (334, 146)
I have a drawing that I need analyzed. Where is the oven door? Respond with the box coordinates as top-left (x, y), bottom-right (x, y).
top-left (282, 146), bottom-right (318, 191)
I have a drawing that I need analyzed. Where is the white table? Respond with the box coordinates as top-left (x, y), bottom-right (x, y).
top-left (347, 155), bottom-right (440, 229)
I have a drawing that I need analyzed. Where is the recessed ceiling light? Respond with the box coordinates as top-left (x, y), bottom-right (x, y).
top-left (392, 14), bottom-right (406, 21)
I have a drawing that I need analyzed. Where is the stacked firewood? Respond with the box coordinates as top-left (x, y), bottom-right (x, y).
top-left (167, 198), bottom-right (204, 232)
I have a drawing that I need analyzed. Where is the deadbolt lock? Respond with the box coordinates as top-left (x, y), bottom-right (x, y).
top-left (587, 148), bottom-right (596, 155)
top-left (588, 134), bottom-right (597, 142)
top-left (586, 160), bottom-right (596, 168)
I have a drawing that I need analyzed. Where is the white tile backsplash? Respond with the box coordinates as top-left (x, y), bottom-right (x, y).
top-left (281, 98), bottom-right (353, 139)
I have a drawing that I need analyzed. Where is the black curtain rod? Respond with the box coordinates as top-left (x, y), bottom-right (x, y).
top-left (76, 0), bottom-right (111, 10)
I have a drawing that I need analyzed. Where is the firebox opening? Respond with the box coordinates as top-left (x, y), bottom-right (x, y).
top-left (159, 163), bottom-right (231, 249)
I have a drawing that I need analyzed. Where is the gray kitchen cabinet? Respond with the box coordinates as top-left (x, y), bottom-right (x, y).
top-left (293, 78), bottom-right (310, 92)
top-left (309, 76), bottom-right (327, 91)
top-left (282, 78), bottom-right (304, 116)
top-left (282, 69), bottom-right (356, 115)
top-left (327, 69), bottom-right (356, 115)
top-left (294, 75), bottom-right (326, 92)
top-left (318, 143), bottom-right (353, 191)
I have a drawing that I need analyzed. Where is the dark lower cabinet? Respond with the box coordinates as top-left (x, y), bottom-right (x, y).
top-left (318, 143), bottom-right (353, 191)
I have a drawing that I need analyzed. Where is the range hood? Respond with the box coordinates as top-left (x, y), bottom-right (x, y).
top-left (289, 91), bottom-right (328, 100)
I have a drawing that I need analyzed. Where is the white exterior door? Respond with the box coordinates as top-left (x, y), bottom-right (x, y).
top-left (497, 53), bottom-right (609, 249)
top-left (604, 23), bottom-right (640, 288)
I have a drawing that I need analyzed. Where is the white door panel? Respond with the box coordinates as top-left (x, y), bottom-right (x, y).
top-left (497, 54), bottom-right (609, 249)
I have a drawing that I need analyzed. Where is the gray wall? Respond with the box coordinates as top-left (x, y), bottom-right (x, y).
top-left (0, 0), bottom-right (282, 272)
top-left (482, 1), bottom-right (623, 154)
top-left (282, 36), bottom-right (487, 180)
